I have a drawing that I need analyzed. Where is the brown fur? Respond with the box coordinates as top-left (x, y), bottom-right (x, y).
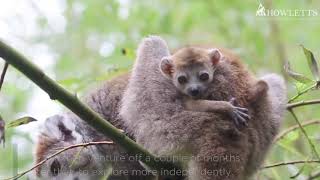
top-left (172, 46), bottom-right (256, 107)
top-left (35, 134), bottom-right (58, 176)
top-left (172, 47), bottom-right (211, 68)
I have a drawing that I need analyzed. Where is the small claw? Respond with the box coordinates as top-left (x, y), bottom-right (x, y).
top-left (233, 117), bottom-right (240, 127)
top-left (229, 103), bottom-right (250, 128)
top-left (237, 110), bottom-right (251, 120)
top-left (237, 114), bottom-right (248, 127)
top-left (230, 111), bottom-right (249, 128)
top-left (235, 107), bottom-right (249, 113)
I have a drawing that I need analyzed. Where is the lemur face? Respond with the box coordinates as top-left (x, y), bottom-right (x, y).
top-left (160, 47), bottom-right (222, 99)
top-left (172, 63), bottom-right (214, 99)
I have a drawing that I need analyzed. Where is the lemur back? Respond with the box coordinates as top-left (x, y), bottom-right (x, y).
top-left (35, 74), bottom-right (154, 180)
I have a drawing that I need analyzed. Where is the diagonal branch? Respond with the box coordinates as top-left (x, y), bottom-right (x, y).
top-left (287, 99), bottom-right (320, 110)
top-left (262, 160), bottom-right (320, 169)
top-left (288, 84), bottom-right (317, 103)
top-left (0, 62), bottom-right (9, 91)
top-left (0, 39), bottom-right (182, 178)
top-left (274, 120), bottom-right (320, 142)
top-left (289, 110), bottom-right (320, 160)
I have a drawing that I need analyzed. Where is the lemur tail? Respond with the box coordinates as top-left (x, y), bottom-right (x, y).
top-left (261, 73), bottom-right (287, 122)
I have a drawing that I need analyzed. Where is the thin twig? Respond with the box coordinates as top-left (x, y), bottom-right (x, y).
top-left (274, 120), bottom-right (320, 142)
top-left (262, 160), bottom-right (320, 169)
top-left (0, 62), bottom-right (9, 91)
top-left (4, 141), bottom-right (113, 180)
top-left (69, 145), bottom-right (85, 168)
top-left (288, 84), bottom-right (317, 103)
top-left (287, 99), bottom-right (320, 110)
top-left (289, 110), bottom-right (320, 160)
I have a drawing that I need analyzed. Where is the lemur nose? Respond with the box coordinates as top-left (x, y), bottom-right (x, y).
top-left (190, 88), bottom-right (200, 96)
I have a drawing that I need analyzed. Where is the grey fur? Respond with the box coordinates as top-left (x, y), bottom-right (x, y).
top-left (35, 74), bottom-right (154, 180)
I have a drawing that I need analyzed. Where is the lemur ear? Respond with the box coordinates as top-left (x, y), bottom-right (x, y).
top-left (160, 56), bottom-right (174, 79)
top-left (208, 48), bottom-right (222, 66)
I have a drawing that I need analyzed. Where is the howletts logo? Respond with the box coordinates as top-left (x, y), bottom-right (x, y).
top-left (256, 3), bottom-right (318, 17)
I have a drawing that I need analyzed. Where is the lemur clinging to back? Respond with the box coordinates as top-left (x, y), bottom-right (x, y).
top-left (120, 36), bottom-right (287, 180)
top-left (159, 46), bottom-right (270, 127)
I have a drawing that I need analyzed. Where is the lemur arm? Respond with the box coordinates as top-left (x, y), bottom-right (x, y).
top-left (184, 99), bottom-right (250, 127)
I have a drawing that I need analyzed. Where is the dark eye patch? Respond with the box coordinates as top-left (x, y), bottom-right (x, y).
top-left (177, 75), bottom-right (188, 84)
top-left (199, 72), bottom-right (209, 81)
top-left (50, 159), bottom-right (61, 176)
top-left (58, 122), bottom-right (75, 141)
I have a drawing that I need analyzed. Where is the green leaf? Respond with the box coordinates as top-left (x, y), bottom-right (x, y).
top-left (7, 116), bottom-right (37, 128)
top-left (284, 60), bottom-right (314, 84)
top-left (294, 82), bottom-right (313, 93)
top-left (301, 45), bottom-right (320, 81)
top-left (286, 131), bottom-right (299, 141)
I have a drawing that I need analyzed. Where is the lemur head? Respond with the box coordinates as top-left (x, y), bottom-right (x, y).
top-left (160, 47), bottom-right (222, 99)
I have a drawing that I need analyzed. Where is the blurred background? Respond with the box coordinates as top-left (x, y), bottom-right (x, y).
top-left (0, 0), bottom-right (320, 179)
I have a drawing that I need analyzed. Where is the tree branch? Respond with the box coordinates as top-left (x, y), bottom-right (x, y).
top-left (287, 99), bottom-right (320, 110)
top-left (274, 120), bottom-right (320, 142)
top-left (288, 110), bottom-right (320, 160)
top-left (288, 84), bottom-right (317, 103)
top-left (0, 62), bottom-right (9, 91)
top-left (0, 40), bottom-right (181, 177)
top-left (4, 141), bottom-right (114, 180)
top-left (262, 160), bottom-right (320, 169)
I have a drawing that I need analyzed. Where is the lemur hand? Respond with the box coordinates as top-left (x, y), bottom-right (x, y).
top-left (228, 97), bottom-right (250, 128)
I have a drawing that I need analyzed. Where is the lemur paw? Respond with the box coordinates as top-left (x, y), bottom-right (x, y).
top-left (228, 98), bottom-right (250, 128)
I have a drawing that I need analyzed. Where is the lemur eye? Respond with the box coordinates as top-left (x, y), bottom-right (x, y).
top-left (177, 76), bottom-right (188, 84)
top-left (199, 72), bottom-right (209, 81)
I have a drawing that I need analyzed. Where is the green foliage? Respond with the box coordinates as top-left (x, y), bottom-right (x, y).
top-left (6, 117), bottom-right (37, 128)
top-left (285, 61), bottom-right (314, 84)
top-left (301, 45), bottom-right (320, 81)
top-left (286, 46), bottom-right (320, 102)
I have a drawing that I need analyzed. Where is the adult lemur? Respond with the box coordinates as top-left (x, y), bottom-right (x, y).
top-left (120, 36), bottom-right (286, 180)
top-left (35, 36), bottom-right (286, 180)
top-left (35, 74), bottom-right (154, 180)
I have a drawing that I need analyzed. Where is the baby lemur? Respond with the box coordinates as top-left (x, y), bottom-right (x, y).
top-left (120, 36), bottom-right (286, 180)
top-left (159, 47), bottom-right (260, 127)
